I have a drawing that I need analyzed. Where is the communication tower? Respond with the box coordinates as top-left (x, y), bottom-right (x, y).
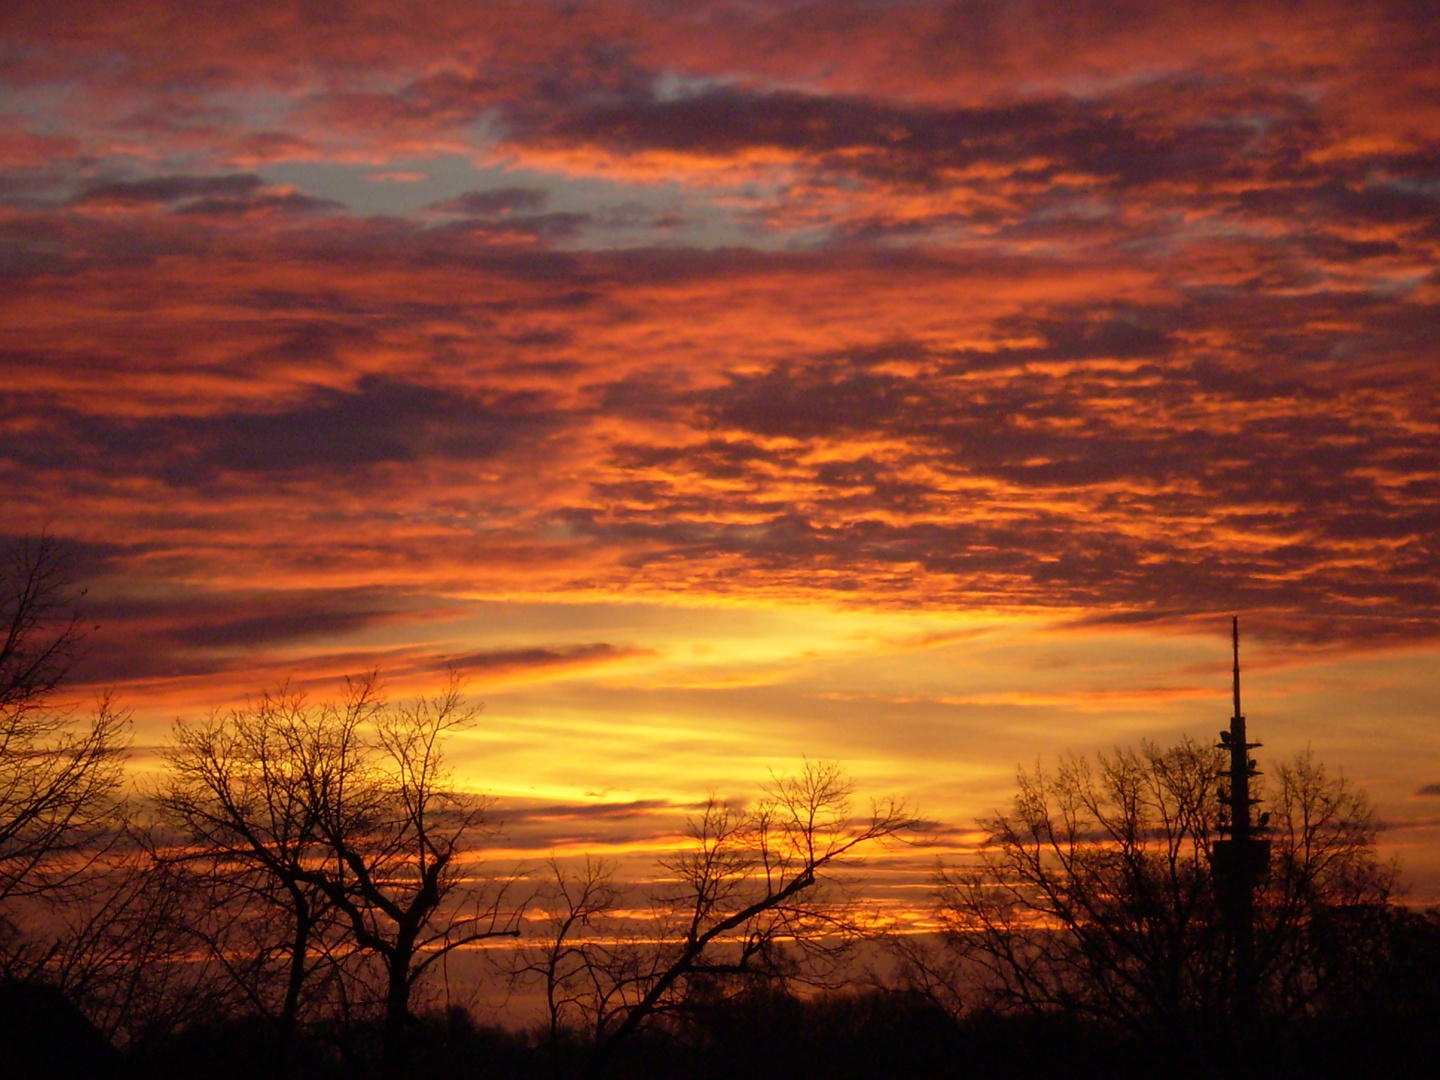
top-left (1212, 616), bottom-right (1270, 1019)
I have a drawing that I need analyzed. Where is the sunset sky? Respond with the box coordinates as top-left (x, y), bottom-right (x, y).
top-left (2, 1), bottom-right (1438, 910)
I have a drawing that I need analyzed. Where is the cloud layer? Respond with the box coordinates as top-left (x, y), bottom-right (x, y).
top-left (1, 5), bottom-right (1437, 894)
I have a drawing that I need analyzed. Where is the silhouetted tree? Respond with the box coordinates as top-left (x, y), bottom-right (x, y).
top-left (523, 762), bottom-right (920, 1076)
top-left (157, 685), bottom-right (360, 1042)
top-left (932, 739), bottom-right (1393, 1044)
top-left (29, 842), bottom-right (246, 1048)
top-left (161, 673), bottom-right (520, 1074)
top-left (0, 535), bottom-right (126, 934)
top-left (518, 854), bottom-right (625, 1070)
top-left (0, 537), bottom-right (228, 1048)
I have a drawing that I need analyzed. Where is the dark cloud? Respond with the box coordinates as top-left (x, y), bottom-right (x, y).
top-left (494, 796), bottom-right (702, 850)
top-left (420, 188), bottom-right (590, 241)
top-left (499, 798), bottom-right (684, 824)
top-left (613, 438), bottom-right (801, 481)
top-left (200, 376), bottom-right (555, 473)
top-left (69, 586), bottom-right (445, 685)
top-left (504, 80), bottom-right (1331, 198)
top-left (174, 191), bottom-right (342, 216)
top-left (0, 376), bottom-right (563, 484)
top-left (700, 366), bottom-right (926, 440)
top-left (67, 172), bottom-right (341, 221)
top-left (70, 594), bottom-right (648, 688)
top-left (90, 586), bottom-right (413, 646)
top-left (430, 187), bottom-right (549, 215)
top-left (0, 532), bottom-right (150, 583)
top-left (1231, 178), bottom-right (1440, 231)
top-left (73, 173), bottom-right (266, 206)
top-left (1418, 784), bottom-right (1440, 798)
top-left (432, 211), bottom-right (592, 242)
top-left (446, 643), bottom-right (648, 675)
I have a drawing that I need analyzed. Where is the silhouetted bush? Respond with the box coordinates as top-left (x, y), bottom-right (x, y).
top-left (96, 955), bottom-right (1440, 1080)
top-left (0, 979), bottom-right (124, 1080)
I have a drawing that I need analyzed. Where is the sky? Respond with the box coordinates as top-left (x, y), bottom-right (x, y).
top-left (2, 0), bottom-right (1438, 914)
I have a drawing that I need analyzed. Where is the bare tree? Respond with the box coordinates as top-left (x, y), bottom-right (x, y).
top-left (0, 535), bottom-right (127, 909)
top-left (298, 674), bottom-right (522, 1071)
top-left (27, 840), bottom-right (242, 1047)
top-left (0, 535), bottom-right (85, 712)
top-left (156, 685), bottom-right (359, 1042)
top-left (1257, 750), bottom-right (1396, 1013)
top-left (161, 673), bottom-right (520, 1073)
top-left (522, 762), bottom-right (920, 1076)
top-left (933, 739), bottom-right (1394, 1040)
top-left (520, 856), bottom-right (623, 1051)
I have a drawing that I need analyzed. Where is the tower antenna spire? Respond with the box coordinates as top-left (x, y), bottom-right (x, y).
top-left (1233, 614), bottom-right (1241, 723)
top-left (1215, 613), bottom-right (1269, 1029)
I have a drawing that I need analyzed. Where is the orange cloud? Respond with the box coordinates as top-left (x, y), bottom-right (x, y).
top-left (2, 0), bottom-right (1438, 901)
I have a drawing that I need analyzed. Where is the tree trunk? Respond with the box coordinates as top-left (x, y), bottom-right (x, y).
top-left (279, 896), bottom-right (311, 1048)
top-left (381, 933), bottom-right (417, 1078)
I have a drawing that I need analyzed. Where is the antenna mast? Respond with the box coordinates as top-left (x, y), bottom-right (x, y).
top-left (1215, 615), bottom-right (1269, 1026)
top-left (1232, 616), bottom-right (1242, 725)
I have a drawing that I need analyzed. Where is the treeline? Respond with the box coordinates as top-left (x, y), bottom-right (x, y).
top-left (68, 949), bottom-right (1440, 1080)
top-left (4, 536), bottom-right (1440, 1079)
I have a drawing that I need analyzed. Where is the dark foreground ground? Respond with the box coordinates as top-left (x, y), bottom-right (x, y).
top-left (11, 984), bottom-right (1440, 1080)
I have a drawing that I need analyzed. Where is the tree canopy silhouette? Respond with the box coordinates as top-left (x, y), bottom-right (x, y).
top-left (159, 673), bottom-right (520, 1073)
top-left (520, 761), bottom-right (921, 1076)
top-left (0, 535), bottom-right (126, 911)
top-left (931, 739), bottom-right (1393, 1043)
